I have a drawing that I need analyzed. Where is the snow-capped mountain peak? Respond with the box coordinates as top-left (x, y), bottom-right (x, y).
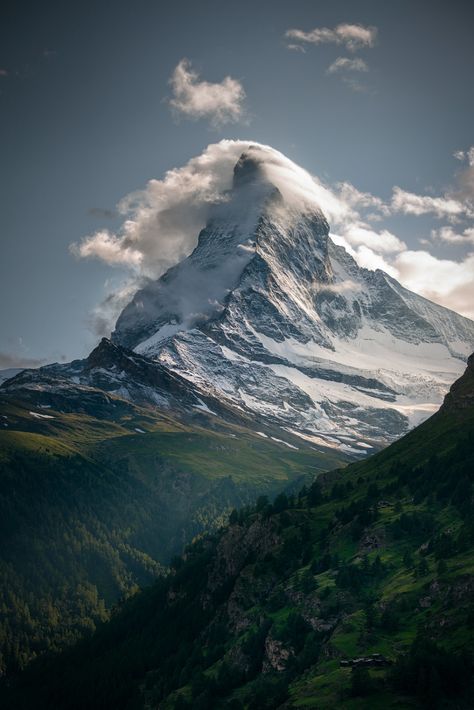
top-left (109, 151), bottom-right (474, 454)
top-left (5, 150), bottom-right (473, 457)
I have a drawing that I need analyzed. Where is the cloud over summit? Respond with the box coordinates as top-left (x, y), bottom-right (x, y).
top-left (72, 140), bottom-right (474, 326)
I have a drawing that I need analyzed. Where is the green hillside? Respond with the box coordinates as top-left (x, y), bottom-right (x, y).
top-left (0, 391), bottom-right (344, 675)
top-left (2, 358), bottom-right (473, 708)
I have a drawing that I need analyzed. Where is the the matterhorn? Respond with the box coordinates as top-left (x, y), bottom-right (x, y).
top-left (4, 145), bottom-right (474, 456)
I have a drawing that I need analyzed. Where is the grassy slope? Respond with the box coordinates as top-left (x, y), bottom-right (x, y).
top-left (3, 381), bottom-right (473, 709)
top-left (0, 393), bottom-right (345, 674)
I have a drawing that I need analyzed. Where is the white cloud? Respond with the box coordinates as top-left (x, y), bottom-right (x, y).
top-left (391, 186), bottom-right (473, 220)
top-left (453, 146), bottom-right (474, 167)
top-left (72, 140), bottom-right (361, 282)
top-left (88, 280), bottom-right (139, 337)
top-left (286, 23), bottom-right (377, 51)
top-left (394, 250), bottom-right (474, 319)
top-left (167, 59), bottom-right (246, 127)
top-left (72, 230), bottom-right (143, 268)
top-left (330, 238), bottom-right (474, 319)
top-left (431, 226), bottom-right (474, 245)
top-left (287, 43), bottom-right (307, 53)
top-left (73, 140), bottom-right (474, 327)
top-left (336, 182), bottom-right (390, 214)
top-left (341, 225), bottom-right (405, 253)
top-left (327, 57), bottom-right (369, 74)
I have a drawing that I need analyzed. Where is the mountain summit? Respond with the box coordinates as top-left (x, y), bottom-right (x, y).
top-left (4, 148), bottom-right (474, 453)
top-left (108, 150), bottom-right (474, 453)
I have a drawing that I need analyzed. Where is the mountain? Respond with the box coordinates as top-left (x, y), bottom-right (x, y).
top-left (3, 354), bottom-right (473, 709)
top-left (0, 369), bottom-right (22, 386)
top-left (1, 146), bottom-right (473, 679)
top-left (4, 149), bottom-right (473, 456)
top-left (111, 148), bottom-right (474, 453)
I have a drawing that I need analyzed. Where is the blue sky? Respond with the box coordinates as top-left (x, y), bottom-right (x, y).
top-left (1, 0), bottom-right (473, 366)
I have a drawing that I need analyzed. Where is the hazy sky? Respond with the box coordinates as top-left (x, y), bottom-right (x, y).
top-left (1, 0), bottom-right (473, 366)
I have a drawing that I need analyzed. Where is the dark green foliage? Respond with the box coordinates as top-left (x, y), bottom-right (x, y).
top-left (1, 368), bottom-right (474, 709)
top-left (228, 509), bottom-right (239, 525)
top-left (350, 667), bottom-right (373, 697)
top-left (335, 556), bottom-right (386, 595)
top-left (391, 637), bottom-right (473, 706)
top-left (391, 511), bottom-right (435, 541)
top-left (0, 412), bottom-right (334, 676)
top-left (307, 480), bottom-right (324, 507)
top-left (246, 674), bottom-right (289, 709)
top-left (275, 612), bottom-right (310, 653)
top-left (272, 493), bottom-right (289, 514)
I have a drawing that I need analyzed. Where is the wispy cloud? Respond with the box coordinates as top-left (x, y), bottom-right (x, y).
top-left (72, 140), bottom-right (474, 327)
top-left (286, 23), bottom-right (377, 91)
top-left (286, 23), bottom-right (377, 51)
top-left (454, 146), bottom-right (474, 166)
top-left (0, 351), bottom-right (45, 369)
top-left (287, 43), bottom-right (307, 53)
top-left (167, 59), bottom-right (246, 127)
top-left (391, 187), bottom-right (473, 220)
top-left (394, 251), bottom-right (474, 319)
top-left (327, 57), bottom-right (369, 74)
top-left (431, 226), bottom-right (474, 245)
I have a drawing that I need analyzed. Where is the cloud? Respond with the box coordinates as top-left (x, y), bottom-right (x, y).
top-left (0, 352), bottom-right (44, 369)
top-left (330, 238), bottom-right (474, 319)
top-left (335, 182), bottom-right (389, 213)
top-left (72, 140), bottom-right (367, 283)
top-left (286, 23), bottom-right (377, 51)
top-left (0, 69), bottom-right (8, 78)
top-left (341, 225), bottom-right (405, 253)
top-left (453, 146), bottom-right (474, 166)
top-left (452, 153), bottom-right (474, 206)
top-left (167, 59), bottom-right (246, 127)
top-left (287, 43), bottom-right (307, 53)
top-left (72, 140), bottom-right (474, 328)
top-left (431, 226), bottom-right (474, 245)
top-left (390, 148), bottom-right (474, 232)
top-left (327, 57), bottom-right (369, 74)
top-left (391, 186), bottom-right (473, 220)
top-left (394, 250), bottom-right (474, 320)
top-left (87, 280), bottom-right (139, 337)
top-left (286, 24), bottom-right (375, 90)
top-left (72, 230), bottom-right (143, 268)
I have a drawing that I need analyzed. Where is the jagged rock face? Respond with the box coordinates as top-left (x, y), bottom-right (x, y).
top-left (441, 352), bottom-right (474, 412)
top-left (4, 152), bottom-right (474, 455)
top-left (109, 151), bottom-right (474, 454)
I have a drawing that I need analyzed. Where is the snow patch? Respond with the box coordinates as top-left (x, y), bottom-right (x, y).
top-left (270, 436), bottom-right (299, 450)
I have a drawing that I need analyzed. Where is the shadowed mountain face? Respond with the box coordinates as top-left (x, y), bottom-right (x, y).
top-left (4, 355), bottom-right (473, 709)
